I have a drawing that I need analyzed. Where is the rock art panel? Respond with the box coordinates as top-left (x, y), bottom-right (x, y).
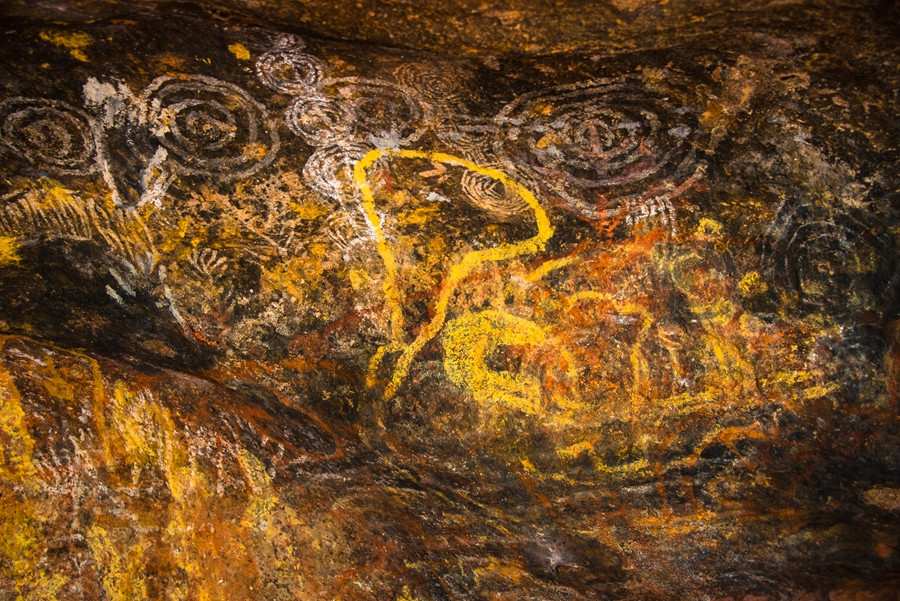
top-left (0, 2), bottom-right (898, 600)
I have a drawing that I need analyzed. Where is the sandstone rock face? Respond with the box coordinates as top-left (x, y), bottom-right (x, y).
top-left (0, 1), bottom-right (898, 599)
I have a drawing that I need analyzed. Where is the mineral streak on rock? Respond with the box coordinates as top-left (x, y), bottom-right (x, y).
top-left (0, 1), bottom-right (898, 600)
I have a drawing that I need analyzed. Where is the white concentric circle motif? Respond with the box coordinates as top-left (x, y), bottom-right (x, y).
top-left (285, 94), bottom-right (348, 147)
top-left (256, 49), bottom-right (324, 93)
top-left (0, 97), bottom-right (97, 175)
top-left (136, 74), bottom-right (279, 180)
top-left (494, 76), bottom-right (701, 220)
top-left (393, 62), bottom-right (470, 110)
top-left (301, 143), bottom-right (371, 204)
top-left (460, 167), bottom-right (530, 218)
top-left (315, 78), bottom-right (430, 147)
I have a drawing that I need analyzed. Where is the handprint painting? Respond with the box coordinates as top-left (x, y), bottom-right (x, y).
top-left (0, 0), bottom-right (898, 599)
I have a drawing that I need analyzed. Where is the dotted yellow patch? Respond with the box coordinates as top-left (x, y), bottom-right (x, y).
top-left (0, 237), bottom-right (20, 267)
top-left (288, 201), bottom-right (329, 220)
top-left (228, 43), bottom-right (251, 60)
top-left (738, 271), bottom-right (768, 297)
top-left (39, 30), bottom-right (92, 62)
top-left (354, 148), bottom-right (553, 399)
top-left (696, 217), bottom-right (723, 236)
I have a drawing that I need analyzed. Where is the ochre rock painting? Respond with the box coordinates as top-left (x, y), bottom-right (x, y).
top-left (0, 1), bottom-right (898, 599)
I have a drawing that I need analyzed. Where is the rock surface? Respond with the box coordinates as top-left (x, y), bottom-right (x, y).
top-left (0, 1), bottom-right (898, 599)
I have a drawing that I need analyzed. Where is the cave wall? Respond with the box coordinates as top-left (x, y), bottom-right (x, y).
top-left (0, 1), bottom-right (898, 599)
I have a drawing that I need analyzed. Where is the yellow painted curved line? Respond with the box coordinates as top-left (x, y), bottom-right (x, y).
top-left (365, 340), bottom-right (402, 388)
top-left (86, 356), bottom-right (113, 461)
top-left (442, 310), bottom-right (547, 414)
top-left (525, 255), bottom-right (576, 283)
top-left (354, 148), bottom-right (553, 399)
top-left (0, 364), bottom-right (37, 483)
top-left (354, 151), bottom-right (407, 342)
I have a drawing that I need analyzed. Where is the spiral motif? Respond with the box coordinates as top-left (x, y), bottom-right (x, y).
top-left (460, 167), bottom-right (530, 217)
top-left (494, 76), bottom-right (702, 220)
top-left (436, 116), bottom-right (497, 156)
top-left (285, 94), bottom-right (348, 146)
top-left (393, 61), bottom-right (470, 110)
top-left (766, 200), bottom-right (893, 314)
top-left (256, 48), bottom-right (324, 93)
top-left (0, 98), bottom-right (97, 175)
top-left (289, 78), bottom-right (429, 147)
top-left (302, 143), bottom-right (371, 204)
top-left (778, 221), bottom-right (878, 311)
top-left (134, 75), bottom-right (279, 180)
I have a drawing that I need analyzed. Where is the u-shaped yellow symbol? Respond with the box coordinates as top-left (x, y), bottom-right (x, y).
top-left (353, 148), bottom-right (554, 399)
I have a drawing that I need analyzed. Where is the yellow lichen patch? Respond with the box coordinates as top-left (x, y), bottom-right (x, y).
top-left (473, 558), bottom-right (526, 585)
top-left (102, 387), bottom-right (307, 601)
top-left (156, 217), bottom-right (194, 255)
top-left (535, 133), bottom-right (558, 149)
top-left (426, 233), bottom-right (447, 258)
top-left (228, 43), bottom-right (251, 60)
top-left (86, 525), bottom-right (148, 601)
top-left (0, 359), bottom-right (64, 600)
top-left (122, 387), bottom-right (224, 601)
top-left (40, 354), bottom-right (75, 403)
top-left (261, 254), bottom-right (326, 303)
top-left (0, 236), bottom-right (20, 267)
top-left (702, 330), bottom-right (756, 392)
top-left (107, 382), bottom-right (160, 475)
top-left (442, 310), bottom-right (546, 414)
top-left (288, 201), bottom-right (329, 220)
top-left (695, 218), bottom-right (723, 237)
top-left (556, 440), bottom-right (594, 461)
top-left (693, 298), bottom-right (737, 327)
top-left (0, 498), bottom-right (67, 601)
top-left (152, 401), bottom-right (205, 502)
top-left (237, 449), bottom-right (310, 597)
top-left (738, 271), bottom-right (768, 297)
top-left (83, 355), bottom-right (114, 466)
top-left (398, 204), bottom-right (441, 227)
top-left (347, 268), bottom-right (371, 291)
top-left (103, 383), bottom-right (218, 598)
top-left (520, 457), bottom-right (538, 473)
top-left (104, 383), bottom-right (215, 598)
top-left (36, 178), bottom-right (77, 206)
top-left (802, 383), bottom-right (838, 400)
top-left (0, 363), bottom-right (37, 482)
top-left (238, 450), bottom-right (279, 530)
top-left (38, 30), bottom-right (92, 62)
top-left (396, 585), bottom-right (421, 601)
top-left (0, 340), bottom-right (328, 600)
top-left (354, 149), bottom-right (553, 398)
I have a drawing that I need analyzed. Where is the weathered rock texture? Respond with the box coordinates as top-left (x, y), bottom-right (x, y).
top-left (0, 1), bottom-right (898, 599)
